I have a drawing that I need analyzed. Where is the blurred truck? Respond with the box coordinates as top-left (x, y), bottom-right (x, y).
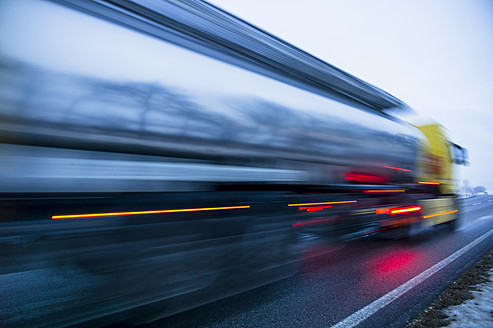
top-left (0, 0), bottom-right (467, 326)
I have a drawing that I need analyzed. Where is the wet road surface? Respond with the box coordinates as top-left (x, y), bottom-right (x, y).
top-left (140, 195), bottom-right (493, 328)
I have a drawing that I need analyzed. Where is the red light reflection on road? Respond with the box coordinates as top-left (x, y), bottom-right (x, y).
top-left (375, 252), bottom-right (418, 274)
top-left (357, 248), bottom-right (421, 297)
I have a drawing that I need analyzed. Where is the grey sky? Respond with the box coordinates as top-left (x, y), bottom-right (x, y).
top-left (211, 0), bottom-right (493, 191)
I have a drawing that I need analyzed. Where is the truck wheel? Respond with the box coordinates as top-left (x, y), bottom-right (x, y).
top-left (447, 199), bottom-right (461, 232)
top-left (447, 218), bottom-right (459, 231)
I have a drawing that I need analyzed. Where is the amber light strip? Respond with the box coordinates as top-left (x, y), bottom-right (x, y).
top-left (288, 200), bottom-right (357, 207)
top-left (418, 181), bottom-right (441, 185)
top-left (384, 166), bottom-right (412, 172)
top-left (423, 209), bottom-right (458, 219)
top-left (52, 205), bottom-right (251, 219)
top-left (364, 190), bottom-right (405, 193)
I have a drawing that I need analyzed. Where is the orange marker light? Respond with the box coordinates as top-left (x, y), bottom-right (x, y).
top-left (52, 205), bottom-right (251, 220)
top-left (423, 209), bottom-right (458, 219)
top-left (384, 166), bottom-right (412, 172)
top-left (418, 181), bottom-right (440, 185)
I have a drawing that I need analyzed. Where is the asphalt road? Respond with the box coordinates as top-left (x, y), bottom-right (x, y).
top-left (141, 195), bottom-right (493, 328)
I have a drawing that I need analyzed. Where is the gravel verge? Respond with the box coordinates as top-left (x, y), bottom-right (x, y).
top-left (406, 248), bottom-right (493, 328)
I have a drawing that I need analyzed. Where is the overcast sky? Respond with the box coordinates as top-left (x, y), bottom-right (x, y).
top-left (211, 0), bottom-right (493, 192)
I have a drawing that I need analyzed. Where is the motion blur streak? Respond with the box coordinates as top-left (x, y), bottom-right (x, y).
top-left (364, 190), bottom-right (405, 193)
top-left (52, 205), bottom-right (251, 219)
top-left (292, 217), bottom-right (339, 227)
top-left (376, 208), bottom-right (390, 215)
top-left (418, 181), bottom-right (441, 185)
top-left (298, 206), bottom-right (333, 212)
top-left (344, 172), bottom-right (386, 183)
top-left (423, 209), bottom-right (458, 219)
top-left (384, 166), bottom-right (412, 172)
top-left (288, 201), bottom-right (357, 206)
top-left (389, 206), bottom-right (422, 215)
top-left (0, 0), bottom-right (466, 326)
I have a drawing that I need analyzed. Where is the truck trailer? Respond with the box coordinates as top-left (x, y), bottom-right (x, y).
top-left (0, 0), bottom-right (467, 326)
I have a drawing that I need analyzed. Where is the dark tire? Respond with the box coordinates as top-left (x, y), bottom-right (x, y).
top-left (447, 197), bottom-right (461, 232)
top-left (447, 218), bottom-right (459, 231)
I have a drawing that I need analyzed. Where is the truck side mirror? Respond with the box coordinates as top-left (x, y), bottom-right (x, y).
top-left (450, 142), bottom-right (468, 165)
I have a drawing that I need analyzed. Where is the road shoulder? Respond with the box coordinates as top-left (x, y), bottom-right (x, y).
top-left (406, 248), bottom-right (493, 327)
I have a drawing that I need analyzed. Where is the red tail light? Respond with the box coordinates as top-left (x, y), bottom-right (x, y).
top-left (376, 208), bottom-right (390, 215)
top-left (299, 206), bottom-right (332, 212)
top-left (364, 190), bottom-right (405, 193)
top-left (345, 172), bottom-right (386, 183)
top-left (377, 206), bottom-right (422, 215)
top-left (390, 206), bottom-right (421, 215)
top-left (418, 181), bottom-right (440, 185)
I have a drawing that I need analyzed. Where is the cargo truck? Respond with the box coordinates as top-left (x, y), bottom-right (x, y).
top-left (0, 0), bottom-right (467, 325)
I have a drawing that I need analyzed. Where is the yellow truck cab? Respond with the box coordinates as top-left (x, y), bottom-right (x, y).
top-left (415, 123), bottom-right (467, 229)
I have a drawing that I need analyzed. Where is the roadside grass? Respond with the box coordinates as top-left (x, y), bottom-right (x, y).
top-left (406, 248), bottom-right (493, 328)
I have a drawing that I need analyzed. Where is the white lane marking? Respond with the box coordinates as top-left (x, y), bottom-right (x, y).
top-left (330, 227), bottom-right (493, 328)
top-left (478, 216), bottom-right (493, 221)
top-left (473, 203), bottom-right (481, 206)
